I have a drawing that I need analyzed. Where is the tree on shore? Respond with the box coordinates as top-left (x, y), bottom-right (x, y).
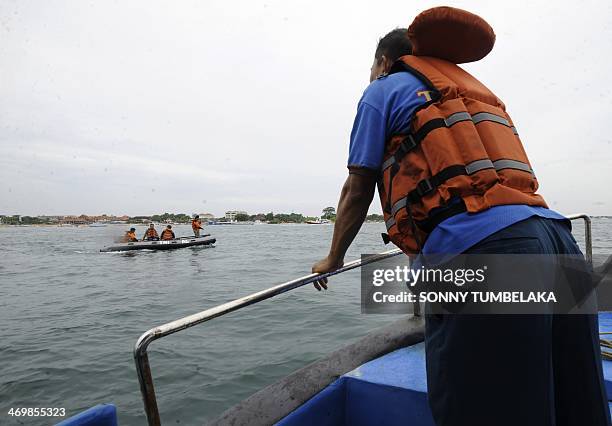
top-left (234, 213), bottom-right (250, 222)
top-left (150, 213), bottom-right (191, 223)
top-left (322, 206), bottom-right (336, 220)
top-left (0, 215), bottom-right (21, 225)
top-left (366, 213), bottom-right (384, 222)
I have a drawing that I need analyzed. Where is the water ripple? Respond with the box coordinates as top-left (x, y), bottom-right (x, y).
top-left (1, 220), bottom-right (610, 425)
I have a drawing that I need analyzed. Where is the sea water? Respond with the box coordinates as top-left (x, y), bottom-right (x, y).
top-left (0, 218), bottom-right (610, 425)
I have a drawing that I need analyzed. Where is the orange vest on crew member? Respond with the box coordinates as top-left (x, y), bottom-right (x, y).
top-left (122, 231), bottom-right (137, 242)
top-left (191, 219), bottom-right (202, 231)
top-left (144, 228), bottom-right (158, 239)
top-left (160, 229), bottom-right (175, 240)
top-left (379, 55), bottom-right (547, 256)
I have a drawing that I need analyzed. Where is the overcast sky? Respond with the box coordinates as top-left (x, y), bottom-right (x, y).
top-left (1, 0), bottom-right (611, 217)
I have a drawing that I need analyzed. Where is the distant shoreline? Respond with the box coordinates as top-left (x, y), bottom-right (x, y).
top-left (0, 221), bottom-right (388, 228)
top-left (1, 216), bottom-right (610, 228)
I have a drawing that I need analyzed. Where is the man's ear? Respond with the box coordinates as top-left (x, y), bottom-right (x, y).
top-left (382, 55), bottom-right (394, 74)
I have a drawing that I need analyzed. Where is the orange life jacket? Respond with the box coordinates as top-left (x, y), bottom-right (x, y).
top-left (144, 228), bottom-right (158, 238)
top-left (379, 55), bottom-right (547, 256)
top-left (160, 229), bottom-right (175, 240)
top-left (122, 231), bottom-right (137, 242)
top-left (191, 219), bottom-right (202, 230)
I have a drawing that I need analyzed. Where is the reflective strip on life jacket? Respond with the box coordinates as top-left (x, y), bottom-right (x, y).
top-left (472, 112), bottom-right (518, 135)
top-left (465, 159), bottom-right (494, 175)
top-left (493, 159), bottom-right (533, 174)
top-left (408, 158), bottom-right (532, 202)
top-left (386, 157), bottom-right (534, 229)
top-left (391, 197), bottom-right (408, 216)
top-left (381, 111), bottom-right (519, 173)
top-left (444, 111), bottom-right (472, 126)
top-left (381, 156), bottom-right (396, 172)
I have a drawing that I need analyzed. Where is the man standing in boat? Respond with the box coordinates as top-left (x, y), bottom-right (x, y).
top-left (192, 215), bottom-right (203, 237)
top-left (312, 7), bottom-right (610, 426)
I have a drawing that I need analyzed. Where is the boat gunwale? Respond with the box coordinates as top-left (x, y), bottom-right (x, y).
top-left (207, 315), bottom-right (424, 426)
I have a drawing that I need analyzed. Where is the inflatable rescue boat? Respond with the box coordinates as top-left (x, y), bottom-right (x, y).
top-left (100, 235), bottom-right (216, 252)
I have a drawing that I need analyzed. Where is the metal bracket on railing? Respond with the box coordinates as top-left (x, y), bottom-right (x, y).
top-left (134, 248), bottom-right (403, 426)
top-left (135, 214), bottom-right (593, 426)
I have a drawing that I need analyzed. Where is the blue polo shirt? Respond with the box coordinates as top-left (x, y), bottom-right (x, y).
top-left (347, 71), bottom-right (566, 255)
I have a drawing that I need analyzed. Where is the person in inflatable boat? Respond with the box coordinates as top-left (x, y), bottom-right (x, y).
top-left (122, 227), bottom-right (138, 243)
top-left (192, 215), bottom-right (203, 238)
top-left (142, 223), bottom-right (159, 241)
top-left (160, 225), bottom-right (175, 241)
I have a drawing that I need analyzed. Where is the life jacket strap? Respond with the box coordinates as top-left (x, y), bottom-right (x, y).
top-left (385, 198), bottom-right (469, 235)
top-left (382, 110), bottom-right (519, 174)
top-left (387, 157), bottom-right (534, 223)
top-left (408, 164), bottom-right (471, 204)
top-left (415, 200), bottom-right (468, 233)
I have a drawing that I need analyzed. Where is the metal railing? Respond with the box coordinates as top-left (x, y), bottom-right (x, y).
top-left (568, 213), bottom-right (592, 264)
top-left (134, 248), bottom-right (403, 426)
top-left (134, 213), bottom-right (593, 426)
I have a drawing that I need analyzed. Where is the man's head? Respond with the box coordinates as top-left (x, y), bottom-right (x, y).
top-left (370, 28), bottom-right (413, 82)
top-left (166, 225), bottom-right (172, 229)
top-left (194, 215), bottom-right (199, 219)
top-left (149, 223), bottom-right (154, 228)
top-left (130, 227), bottom-right (135, 232)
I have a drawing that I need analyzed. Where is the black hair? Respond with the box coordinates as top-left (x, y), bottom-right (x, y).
top-left (375, 28), bottom-right (412, 63)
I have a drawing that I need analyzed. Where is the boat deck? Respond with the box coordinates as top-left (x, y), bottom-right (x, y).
top-left (58, 312), bottom-right (612, 425)
top-left (278, 313), bottom-right (612, 426)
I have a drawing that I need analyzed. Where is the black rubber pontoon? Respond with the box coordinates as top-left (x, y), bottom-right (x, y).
top-left (100, 235), bottom-right (216, 252)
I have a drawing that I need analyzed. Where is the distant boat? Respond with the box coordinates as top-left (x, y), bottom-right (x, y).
top-left (89, 222), bottom-right (108, 227)
top-left (305, 218), bottom-right (331, 224)
top-left (207, 220), bottom-right (233, 225)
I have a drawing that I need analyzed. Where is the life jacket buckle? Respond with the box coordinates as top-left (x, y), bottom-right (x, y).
top-left (381, 233), bottom-right (391, 244)
top-left (402, 134), bottom-right (417, 151)
top-left (416, 178), bottom-right (435, 197)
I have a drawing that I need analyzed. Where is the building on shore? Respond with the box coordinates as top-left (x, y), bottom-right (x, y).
top-left (225, 210), bottom-right (248, 221)
top-left (61, 215), bottom-right (90, 225)
top-left (130, 216), bottom-right (152, 224)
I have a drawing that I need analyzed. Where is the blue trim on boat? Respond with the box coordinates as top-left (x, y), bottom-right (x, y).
top-left (276, 344), bottom-right (435, 426)
top-left (277, 313), bottom-right (612, 425)
top-left (55, 404), bottom-right (117, 426)
top-left (600, 313), bottom-right (612, 401)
